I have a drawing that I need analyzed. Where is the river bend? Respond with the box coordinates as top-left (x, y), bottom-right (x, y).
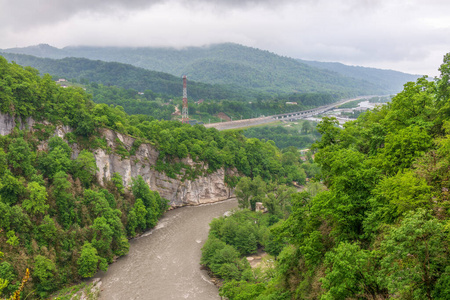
top-left (96, 198), bottom-right (238, 300)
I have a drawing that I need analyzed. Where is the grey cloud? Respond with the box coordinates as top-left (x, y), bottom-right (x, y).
top-left (1, 0), bottom-right (163, 29)
top-left (0, 0), bottom-right (292, 30)
top-left (1, 0), bottom-right (448, 76)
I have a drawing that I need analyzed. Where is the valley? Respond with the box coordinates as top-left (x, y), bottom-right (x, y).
top-left (0, 43), bottom-right (448, 300)
top-left (1, 1), bottom-right (449, 299)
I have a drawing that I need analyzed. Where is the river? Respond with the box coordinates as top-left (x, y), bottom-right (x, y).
top-left (96, 198), bottom-right (238, 300)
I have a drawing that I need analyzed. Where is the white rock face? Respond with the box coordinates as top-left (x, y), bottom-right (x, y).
top-left (95, 128), bottom-right (232, 206)
top-left (0, 113), bottom-right (233, 206)
top-left (0, 114), bottom-right (16, 136)
top-left (0, 113), bottom-right (36, 135)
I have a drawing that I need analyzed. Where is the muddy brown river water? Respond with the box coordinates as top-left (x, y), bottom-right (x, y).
top-left (96, 198), bottom-right (238, 300)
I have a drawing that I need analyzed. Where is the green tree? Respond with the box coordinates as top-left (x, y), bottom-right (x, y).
top-left (73, 150), bottom-right (98, 187)
top-left (321, 242), bottom-right (382, 300)
top-left (314, 117), bottom-right (341, 149)
top-left (91, 216), bottom-right (113, 260)
top-left (235, 176), bottom-right (266, 211)
top-left (38, 145), bottom-right (72, 178)
top-left (77, 242), bottom-right (107, 278)
top-left (234, 224), bottom-right (258, 255)
top-left (33, 255), bottom-right (56, 298)
top-left (52, 171), bottom-right (75, 229)
top-left (0, 148), bottom-right (7, 177)
top-left (264, 184), bottom-right (296, 217)
top-left (380, 209), bottom-right (448, 300)
top-left (7, 137), bottom-right (35, 177)
top-left (22, 181), bottom-right (49, 215)
top-left (235, 177), bottom-right (252, 209)
top-left (220, 280), bottom-right (266, 300)
top-left (111, 172), bottom-right (125, 194)
top-left (437, 53), bottom-right (450, 105)
top-left (0, 170), bottom-right (25, 205)
top-left (126, 209), bottom-right (138, 236)
top-left (377, 125), bottom-right (432, 175)
top-left (375, 170), bottom-right (432, 214)
top-left (131, 176), bottom-right (160, 227)
top-left (201, 236), bottom-right (227, 267)
top-left (132, 198), bottom-right (148, 231)
top-left (301, 120), bottom-right (313, 134)
top-left (37, 215), bottom-right (57, 247)
top-left (0, 261), bottom-right (18, 297)
top-left (6, 230), bottom-right (19, 247)
top-left (314, 148), bottom-right (380, 240)
top-left (384, 77), bottom-right (436, 132)
top-left (209, 245), bottom-right (241, 275)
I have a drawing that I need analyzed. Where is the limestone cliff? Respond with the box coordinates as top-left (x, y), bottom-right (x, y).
top-left (94, 128), bottom-right (233, 207)
top-left (0, 113), bottom-right (36, 135)
top-left (0, 113), bottom-right (233, 207)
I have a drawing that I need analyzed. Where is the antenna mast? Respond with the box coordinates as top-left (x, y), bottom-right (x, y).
top-left (182, 75), bottom-right (189, 123)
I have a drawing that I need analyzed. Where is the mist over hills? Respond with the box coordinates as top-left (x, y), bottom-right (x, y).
top-left (1, 43), bottom-right (419, 96)
top-left (298, 59), bottom-right (420, 94)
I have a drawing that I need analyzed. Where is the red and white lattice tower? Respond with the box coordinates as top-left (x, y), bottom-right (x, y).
top-left (181, 75), bottom-right (189, 123)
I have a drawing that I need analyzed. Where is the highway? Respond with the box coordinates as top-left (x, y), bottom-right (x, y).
top-left (203, 95), bottom-right (380, 131)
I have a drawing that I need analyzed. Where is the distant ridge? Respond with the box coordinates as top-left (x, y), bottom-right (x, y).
top-left (297, 59), bottom-right (420, 94)
top-left (3, 43), bottom-right (68, 58)
top-left (0, 52), bottom-right (250, 100)
top-left (1, 43), bottom-right (420, 95)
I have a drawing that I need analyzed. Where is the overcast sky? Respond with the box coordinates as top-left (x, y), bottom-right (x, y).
top-left (1, 0), bottom-right (449, 76)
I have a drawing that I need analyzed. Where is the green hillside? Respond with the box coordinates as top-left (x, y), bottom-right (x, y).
top-left (1, 43), bottom-right (412, 95)
top-left (298, 59), bottom-right (420, 93)
top-left (0, 53), bottom-right (349, 123)
top-left (200, 53), bottom-right (450, 299)
top-left (0, 53), bottom-right (254, 101)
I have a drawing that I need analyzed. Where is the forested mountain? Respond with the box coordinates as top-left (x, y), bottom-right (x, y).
top-left (1, 53), bottom-right (359, 125)
top-left (298, 59), bottom-right (420, 94)
top-left (1, 43), bottom-right (416, 95)
top-left (199, 53), bottom-right (450, 299)
top-left (0, 52), bottom-right (254, 101)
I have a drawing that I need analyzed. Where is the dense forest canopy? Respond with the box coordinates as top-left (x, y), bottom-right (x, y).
top-left (243, 122), bottom-right (321, 150)
top-left (200, 53), bottom-right (450, 300)
top-left (0, 52), bottom-right (254, 101)
top-left (0, 56), bottom-right (313, 299)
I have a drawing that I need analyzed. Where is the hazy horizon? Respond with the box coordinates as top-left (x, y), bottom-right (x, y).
top-left (1, 0), bottom-right (449, 77)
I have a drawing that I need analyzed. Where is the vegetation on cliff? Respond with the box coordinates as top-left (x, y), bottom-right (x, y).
top-left (201, 53), bottom-right (450, 299)
top-left (0, 129), bottom-right (169, 299)
top-left (0, 55), bottom-right (308, 298)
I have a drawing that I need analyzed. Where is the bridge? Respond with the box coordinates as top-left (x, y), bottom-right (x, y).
top-left (204, 95), bottom-right (377, 131)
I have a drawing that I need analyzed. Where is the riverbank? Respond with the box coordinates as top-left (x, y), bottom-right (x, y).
top-left (94, 198), bottom-right (238, 300)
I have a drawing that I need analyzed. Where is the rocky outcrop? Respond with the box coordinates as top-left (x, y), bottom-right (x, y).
top-left (0, 113), bottom-right (37, 135)
top-left (94, 128), bottom-right (233, 207)
top-left (0, 113), bottom-right (233, 207)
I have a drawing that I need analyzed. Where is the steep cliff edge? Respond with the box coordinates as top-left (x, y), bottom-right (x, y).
top-left (94, 128), bottom-right (233, 207)
top-left (0, 112), bottom-right (37, 135)
top-left (0, 113), bottom-right (233, 206)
